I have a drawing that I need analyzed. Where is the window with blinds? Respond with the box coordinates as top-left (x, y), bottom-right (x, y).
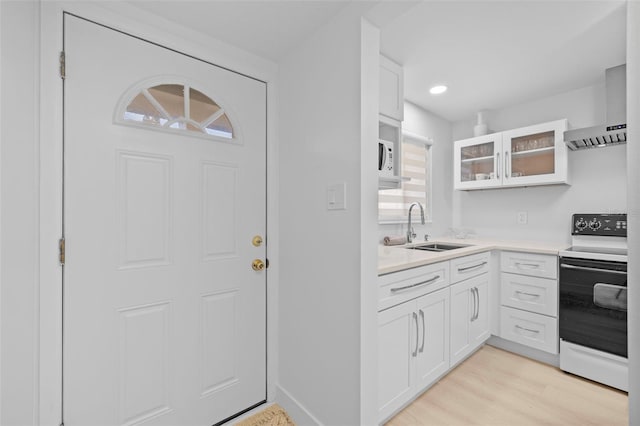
top-left (378, 139), bottom-right (431, 222)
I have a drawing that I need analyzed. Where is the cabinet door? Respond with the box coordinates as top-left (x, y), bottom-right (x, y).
top-left (379, 55), bottom-right (404, 121)
top-left (501, 119), bottom-right (568, 186)
top-left (469, 275), bottom-right (491, 348)
top-left (454, 133), bottom-right (503, 190)
top-left (378, 301), bottom-right (417, 421)
top-left (415, 287), bottom-right (450, 391)
top-left (449, 279), bottom-right (473, 366)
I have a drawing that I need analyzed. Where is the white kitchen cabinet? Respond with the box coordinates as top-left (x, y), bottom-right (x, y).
top-left (378, 300), bottom-right (417, 421)
top-left (450, 273), bottom-right (490, 366)
top-left (377, 287), bottom-right (450, 422)
top-left (379, 55), bottom-right (404, 121)
top-left (454, 119), bottom-right (568, 190)
top-left (501, 250), bottom-right (558, 279)
top-left (450, 251), bottom-right (491, 283)
top-left (499, 251), bottom-right (559, 354)
top-left (500, 306), bottom-right (558, 354)
top-left (415, 288), bottom-right (450, 391)
top-left (378, 260), bottom-right (449, 311)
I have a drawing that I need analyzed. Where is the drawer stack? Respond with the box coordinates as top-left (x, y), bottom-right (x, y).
top-left (499, 251), bottom-right (559, 354)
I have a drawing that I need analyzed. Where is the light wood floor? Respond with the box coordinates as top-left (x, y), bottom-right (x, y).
top-left (387, 345), bottom-right (628, 426)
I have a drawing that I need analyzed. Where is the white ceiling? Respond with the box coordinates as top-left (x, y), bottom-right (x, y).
top-left (129, 1), bottom-right (351, 61)
top-left (128, 1), bottom-right (626, 124)
top-left (380, 1), bottom-right (627, 122)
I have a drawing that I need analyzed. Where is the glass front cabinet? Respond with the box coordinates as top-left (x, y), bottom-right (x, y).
top-left (454, 119), bottom-right (568, 190)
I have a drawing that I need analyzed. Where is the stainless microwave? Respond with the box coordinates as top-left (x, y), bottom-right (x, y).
top-left (378, 140), bottom-right (394, 176)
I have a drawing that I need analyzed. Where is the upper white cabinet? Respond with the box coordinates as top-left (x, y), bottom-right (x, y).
top-left (379, 55), bottom-right (404, 121)
top-left (454, 119), bottom-right (568, 190)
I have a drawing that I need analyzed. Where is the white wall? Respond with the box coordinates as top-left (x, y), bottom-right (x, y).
top-left (277, 4), bottom-right (374, 425)
top-left (626, 2), bottom-right (639, 424)
top-left (378, 101), bottom-right (453, 241)
top-left (1, 1), bottom-right (40, 424)
top-left (452, 84), bottom-right (627, 244)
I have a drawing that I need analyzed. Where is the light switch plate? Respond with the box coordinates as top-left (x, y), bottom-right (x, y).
top-left (327, 182), bottom-right (346, 210)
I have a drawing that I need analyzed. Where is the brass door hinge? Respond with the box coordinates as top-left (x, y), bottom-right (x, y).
top-left (59, 51), bottom-right (66, 79)
top-left (59, 237), bottom-right (65, 265)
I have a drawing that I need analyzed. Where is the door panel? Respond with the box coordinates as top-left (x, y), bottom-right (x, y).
top-left (64, 15), bottom-right (266, 425)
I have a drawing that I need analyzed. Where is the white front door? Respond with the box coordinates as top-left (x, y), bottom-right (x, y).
top-left (64, 14), bottom-right (267, 425)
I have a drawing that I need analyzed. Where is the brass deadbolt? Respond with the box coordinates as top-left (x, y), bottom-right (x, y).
top-left (252, 235), bottom-right (263, 247)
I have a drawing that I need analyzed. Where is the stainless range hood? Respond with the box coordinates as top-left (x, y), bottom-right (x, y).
top-left (564, 64), bottom-right (626, 150)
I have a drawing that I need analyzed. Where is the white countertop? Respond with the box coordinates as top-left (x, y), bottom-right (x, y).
top-left (378, 237), bottom-right (570, 275)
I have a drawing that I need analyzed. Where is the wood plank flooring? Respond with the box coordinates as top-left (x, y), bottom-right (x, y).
top-left (387, 345), bottom-right (628, 426)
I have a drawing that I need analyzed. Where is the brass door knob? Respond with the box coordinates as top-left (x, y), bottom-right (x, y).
top-left (252, 259), bottom-right (265, 271)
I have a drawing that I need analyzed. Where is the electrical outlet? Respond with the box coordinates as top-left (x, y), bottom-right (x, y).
top-left (517, 211), bottom-right (528, 225)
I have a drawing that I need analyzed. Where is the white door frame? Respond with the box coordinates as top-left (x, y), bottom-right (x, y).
top-left (38, 3), bottom-right (279, 424)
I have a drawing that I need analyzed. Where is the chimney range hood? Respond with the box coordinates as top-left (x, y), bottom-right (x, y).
top-left (564, 64), bottom-right (626, 150)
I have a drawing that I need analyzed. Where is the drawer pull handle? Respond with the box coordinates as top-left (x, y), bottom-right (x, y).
top-left (390, 275), bottom-right (440, 293)
top-left (515, 290), bottom-right (540, 299)
top-left (515, 262), bottom-right (541, 269)
top-left (457, 261), bottom-right (487, 272)
top-left (515, 324), bottom-right (540, 334)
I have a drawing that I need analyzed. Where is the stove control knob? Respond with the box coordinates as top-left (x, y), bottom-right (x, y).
top-left (589, 219), bottom-right (602, 230)
top-left (575, 218), bottom-right (587, 231)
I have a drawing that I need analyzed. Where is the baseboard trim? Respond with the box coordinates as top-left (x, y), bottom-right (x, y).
top-left (488, 335), bottom-right (559, 367)
top-left (275, 385), bottom-right (323, 426)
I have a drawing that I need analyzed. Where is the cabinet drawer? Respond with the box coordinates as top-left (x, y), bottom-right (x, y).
top-left (450, 252), bottom-right (490, 284)
top-left (501, 273), bottom-right (558, 317)
top-left (500, 306), bottom-right (558, 354)
top-left (501, 251), bottom-right (557, 279)
top-left (378, 261), bottom-right (449, 311)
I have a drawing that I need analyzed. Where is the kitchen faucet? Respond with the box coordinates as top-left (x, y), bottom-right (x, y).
top-left (407, 202), bottom-right (425, 243)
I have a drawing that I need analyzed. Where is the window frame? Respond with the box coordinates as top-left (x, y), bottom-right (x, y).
top-left (114, 75), bottom-right (243, 144)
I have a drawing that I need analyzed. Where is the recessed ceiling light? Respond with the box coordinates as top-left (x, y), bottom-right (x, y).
top-left (429, 85), bottom-right (447, 95)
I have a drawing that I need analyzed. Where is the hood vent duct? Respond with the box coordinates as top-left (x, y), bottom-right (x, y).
top-left (564, 64), bottom-right (626, 150)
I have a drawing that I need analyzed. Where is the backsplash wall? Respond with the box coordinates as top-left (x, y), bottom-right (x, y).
top-left (452, 83), bottom-right (627, 244)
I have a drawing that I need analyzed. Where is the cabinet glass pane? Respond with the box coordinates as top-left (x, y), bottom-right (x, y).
top-left (460, 142), bottom-right (494, 182)
top-left (510, 131), bottom-right (555, 177)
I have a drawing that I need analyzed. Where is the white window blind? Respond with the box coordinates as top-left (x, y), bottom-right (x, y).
top-left (378, 138), bottom-right (431, 222)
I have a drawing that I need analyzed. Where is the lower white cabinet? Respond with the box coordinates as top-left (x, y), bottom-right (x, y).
top-left (377, 287), bottom-right (450, 422)
top-left (498, 251), bottom-right (559, 354)
top-left (450, 273), bottom-right (490, 366)
top-left (500, 306), bottom-right (558, 353)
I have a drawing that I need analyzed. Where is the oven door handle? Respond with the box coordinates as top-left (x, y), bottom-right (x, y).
top-left (560, 263), bottom-right (627, 275)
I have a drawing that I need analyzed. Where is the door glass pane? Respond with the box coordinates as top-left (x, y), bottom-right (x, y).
top-left (206, 114), bottom-right (233, 139)
top-left (148, 84), bottom-right (184, 120)
top-left (125, 93), bottom-right (164, 126)
top-left (460, 142), bottom-right (494, 182)
top-left (121, 83), bottom-right (234, 139)
top-left (189, 88), bottom-right (221, 123)
top-left (510, 130), bottom-right (555, 177)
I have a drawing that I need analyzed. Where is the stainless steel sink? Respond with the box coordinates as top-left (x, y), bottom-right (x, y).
top-left (406, 242), bottom-right (472, 252)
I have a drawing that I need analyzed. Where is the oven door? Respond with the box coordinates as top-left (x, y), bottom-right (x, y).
top-left (559, 257), bottom-right (627, 357)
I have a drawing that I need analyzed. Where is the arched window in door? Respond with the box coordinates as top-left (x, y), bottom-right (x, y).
top-left (117, 82), bottom-right (235, 140)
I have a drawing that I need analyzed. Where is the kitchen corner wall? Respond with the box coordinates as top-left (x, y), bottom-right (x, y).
top-left (378, 101), bottom-right (453, 241)
top-left (452, 84), bottom-right (627, 244)
top-left (277, 4), bottom-right (375, 425)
